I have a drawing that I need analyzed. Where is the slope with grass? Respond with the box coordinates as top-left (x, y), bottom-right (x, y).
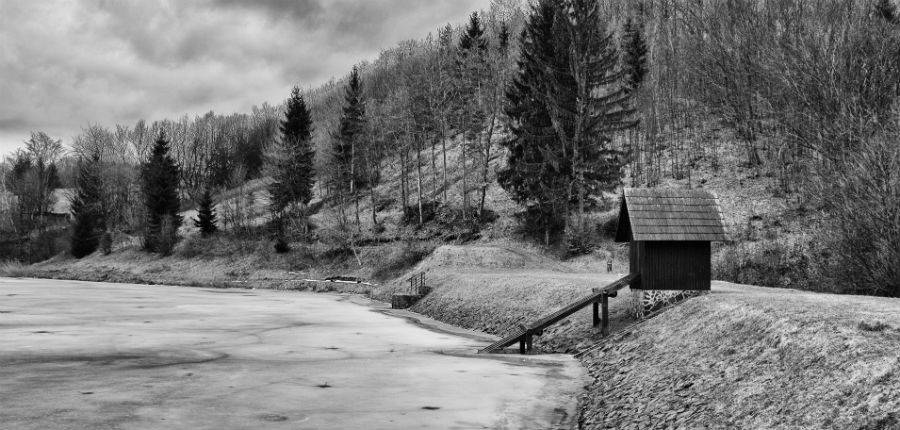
top-left (578, 281), bottom-right (900, 429)
top-left (376, 243), bottom-right (641, 353)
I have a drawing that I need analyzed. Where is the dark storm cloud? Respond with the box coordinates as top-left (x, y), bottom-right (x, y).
top-left (0, 0), bottom-right (492, 155)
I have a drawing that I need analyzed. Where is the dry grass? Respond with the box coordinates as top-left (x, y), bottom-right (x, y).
top-left (579, 281), bottom-right (900, 429)
top-left (375, 243), bottom-right (641, 353)
top-left (0, 261), bottom-right (31, 278)
top-left (9, 236), bottom-right (439, 297)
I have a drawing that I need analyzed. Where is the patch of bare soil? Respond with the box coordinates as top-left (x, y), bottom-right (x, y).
top-left (578, 281), bottom-right (900, 429)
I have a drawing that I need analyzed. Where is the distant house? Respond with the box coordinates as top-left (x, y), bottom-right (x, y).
top-left (0, 190), bottom-right (15, 230)
top-left (615, 188), bottom-right (728, 291)
top-left (51, 188), bottom-right (74, 218)
top-left (0, 188), bottom-right (74, 231)
top-left (0, 190), bottom-right (13, 212)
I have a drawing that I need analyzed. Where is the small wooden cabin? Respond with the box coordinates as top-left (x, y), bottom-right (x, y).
top-left (615, 188), bottom-right (727, 291)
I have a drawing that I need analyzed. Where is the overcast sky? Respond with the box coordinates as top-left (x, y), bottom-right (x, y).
top-left (0, 0), bottom-right (490, 156)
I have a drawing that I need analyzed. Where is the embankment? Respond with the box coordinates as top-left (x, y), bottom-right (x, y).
top-left (578, 281), bottom-right (900, 429)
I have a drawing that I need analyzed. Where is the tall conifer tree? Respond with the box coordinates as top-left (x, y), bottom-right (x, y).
top-left (269, 86), bottom-right (315, 250)
top-left (333, 66), bottom-right (367, 227)
top-left (270, 86), bottom-right (315, 213)
top-left (70, 155), bottom-right (105, 258)
top-left (193, 188), bottom-right (218, 236)
top-left (141, 132), bottom-right (182, 254)
top-left (623, 17), bottom-right (649, 90)
top-left (499, 1), bottom-right (565, 244)
top-left (454, 12), bottom-right (490, 215)
top-left (499, 0), bottom-right (634, 244)
top-left (561, 0), bottom-right (635, 215)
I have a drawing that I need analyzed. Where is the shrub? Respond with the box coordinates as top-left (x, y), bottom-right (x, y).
top-left (5, 229), bottom-right (68, 264)
top-left (402, 201), bottom-right (441, 225)
top-left (100, 232), bottom-right (112, 255)
top-left (598, 212), bottom-right (619, 240)
top-left (374, 196), bottom-right (395, 212)
top-left (370, 241), bottom-right (436, 281)
top-left (70, 216), bottom-right (99, 259)
top-left (0, 261), bottom-right (31, 277)
top-left (565, 216), bottom-right (599, 258)
top-left (815, 138), bottom-right (900, 296)
top-left (274, 238), bottom-right (290, 254)
top-left (155, 215), bottom-right (179, 256)
top-left (514, 206), bottom-right (566, 246)
top-left (713, 239), bottom-right (812, 289)
top-left (858, 321), bottom-right (892, 332)
top-left (175, 235), bottom-right (205, 259)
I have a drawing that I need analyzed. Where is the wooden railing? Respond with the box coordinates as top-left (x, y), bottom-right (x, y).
top-left (479, 273), bottom-right (639, 354)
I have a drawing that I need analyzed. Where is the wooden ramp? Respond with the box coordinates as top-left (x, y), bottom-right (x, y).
top-left (479, 273), bottom-right (639, 354)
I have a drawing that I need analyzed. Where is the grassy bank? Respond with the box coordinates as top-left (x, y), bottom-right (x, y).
top-left (0, 235), bottom-right (437, 296)
top-left (578, 281), bottom-right (900, 429)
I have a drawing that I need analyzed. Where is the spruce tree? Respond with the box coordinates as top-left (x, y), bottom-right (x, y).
top-left (193, 188), bottom-right (218, 236)
top-left (498, 1), bottom-right (565, 244)
top-left (498, 23), bottom-right (511, 52)
top-left (332, 66), bottom-right (367, 226)
top-left (270, 86), bottom-right (315, 212)
top-left (499, 0), bottom-right (634, 244)
top-left (623, 17), bottom-right (649, 90)
top-left (70, 155), bottom-right (105, 258)
top-left (269, 85), bottom-right (315, 250)
top-left (562, 0), bottom-right (634, 214)
top-left (141, 132), bottom-right (182, 254)
top-left (454, 12), bottom-right (490, 215)
top-left (459, 12), bottom-right (488, 52)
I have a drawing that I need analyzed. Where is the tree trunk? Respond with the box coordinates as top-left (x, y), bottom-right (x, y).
top-left (478, 111), bottom-right (497, 220)
top-left (370, 148), bottom-right (379, 233)
top-left (416, 135), bottom-right (424, 225)
top-left (440, 122), bottom-right (449, 203)
top-left (461, 134), bottom-right (469, 217)
top-left (431, 137), bottom-right (438, 200)
top-left (400, 148), bottom-right (409, 212)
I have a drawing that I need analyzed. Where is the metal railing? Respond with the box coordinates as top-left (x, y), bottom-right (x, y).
top-left (407, 272), bottom-right (426, 296)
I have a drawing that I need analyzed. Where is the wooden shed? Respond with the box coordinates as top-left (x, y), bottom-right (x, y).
top-left (615, 188), bottom-right (727, 291)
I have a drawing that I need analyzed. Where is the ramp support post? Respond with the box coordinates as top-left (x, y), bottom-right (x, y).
top-left (518, 332), bottom-right (534, 353)
top-left (592, 301), bottom-right (600, 327)
top-left (601, 295), bottom-right (610, 336)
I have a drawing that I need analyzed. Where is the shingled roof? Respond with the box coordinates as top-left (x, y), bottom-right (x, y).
top-left (615, 188), bottom-right (727, 242)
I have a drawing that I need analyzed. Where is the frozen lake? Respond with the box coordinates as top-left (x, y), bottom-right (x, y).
top-left (0, 278), bottom-right (583, 429)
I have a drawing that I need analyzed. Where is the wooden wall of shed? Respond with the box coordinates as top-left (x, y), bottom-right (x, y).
top-left (629, 241), bottom-right (711, 291)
